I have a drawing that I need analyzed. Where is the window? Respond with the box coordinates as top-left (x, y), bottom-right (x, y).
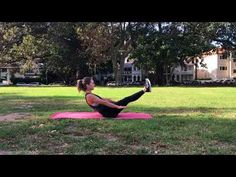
top-left (182, 75), bottom-right (193, 81)
top-left (232, 51), bottom-right (236, 58)
top-left (1, 68), bottom-right (7, 72)
top-left (181, 66), bottom-right (187, 71)
top-left (187, 75), bottom-right (193, 80)
top-left (15, 68), bottom-right (20, 73)
top-left (127, 76), bottom-right (131, 81)
top-left (220, 66), bottom-right (227, 70)
top-left (187, 65), bottom-right (193, 70)
top-left (124, 67), bottom-right (131, 74)
top-left (220, 53), bottom-right (227, 59)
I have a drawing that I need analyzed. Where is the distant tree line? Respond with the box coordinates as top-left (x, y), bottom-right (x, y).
top-left (1, 22), bottom-right (235, 85)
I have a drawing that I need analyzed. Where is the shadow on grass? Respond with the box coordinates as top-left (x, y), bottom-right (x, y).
top-left (1, 93), bottom-right (236, 118)
top-left (0, 112), bottom-right (235, 155)
top-left (0, 94), bottom-right (236, 155)
top-left (131, 105), bottom-right (235, 114)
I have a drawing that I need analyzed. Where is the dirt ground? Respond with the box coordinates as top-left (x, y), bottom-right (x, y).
top-left (0, 112), bottom-right (36, 155)
top-left (0, 112), bottom-right (33, 122)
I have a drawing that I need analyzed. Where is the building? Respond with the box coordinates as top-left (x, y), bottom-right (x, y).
top-left (197, 48), bottom-right (236, 80)
top-left (122, 58), bottom-right (144, 83)
top-left (172, 48), bottom-right (236, 82)
top-left (172, 63), bottom-right (195, 82)
top-left (0, 64), bottom-right (20, 84)
top-left (95, 58), bottom-right (145, 85)
top-left (0, 63), bottom-right (42, 85)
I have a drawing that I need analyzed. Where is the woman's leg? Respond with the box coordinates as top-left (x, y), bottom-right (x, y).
top-left (115, 90), bottom-right (145, 106)
top-left (97, 106), bottom-right (122, 118)
top-left (97, 90), bottom-right (145, 118)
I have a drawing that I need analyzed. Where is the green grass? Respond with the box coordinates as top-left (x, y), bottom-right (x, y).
top-left (0, 86), bottom-right (236, 154)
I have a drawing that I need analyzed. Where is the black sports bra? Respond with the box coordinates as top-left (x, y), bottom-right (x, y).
top-left (85, 93), bottom-right (103, 109)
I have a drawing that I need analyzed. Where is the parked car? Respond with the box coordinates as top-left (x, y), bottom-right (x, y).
top-left (222, 79), bottom-right (236, 84)
top-left (16, 82), bottom-right (29, 86)
top-left (29, 82), bottom-right (41, 86)
top-left (106, 81), bottom-right (116, 86)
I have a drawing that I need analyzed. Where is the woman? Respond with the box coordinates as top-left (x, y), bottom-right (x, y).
top-left (77, 77), bottom-right (151, 118)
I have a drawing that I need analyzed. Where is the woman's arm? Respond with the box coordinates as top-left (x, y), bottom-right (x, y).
top-left (103, 98), bottom-right (115, 103)
top-left (87, 95), bottom-right (126, 109)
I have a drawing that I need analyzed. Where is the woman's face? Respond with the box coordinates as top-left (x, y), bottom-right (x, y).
top-left (86, 79), bottom-right (95, 91)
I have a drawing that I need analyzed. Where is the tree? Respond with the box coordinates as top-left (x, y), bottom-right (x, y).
top-left (0, 22), bottom-right (90, 85)
top-left (76, 22), bottom-right (112, 77)
top-left (77, 22), bottom-right (153, 84)
top-left (108, 22), bottom-right (154, 84)
top-left (178, 22), bottom-right (215, 80)
top-left (0, 22), bottom-right (52, 84)
top-left (44, 22), bottom-right (90, 85)
top-left (130, 22), bottom-right (214, 85)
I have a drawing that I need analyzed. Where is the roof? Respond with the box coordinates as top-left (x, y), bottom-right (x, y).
top-left (202, 47), bottom-right (231, 56)
top-left (184, 48), bottom-right (231, 62)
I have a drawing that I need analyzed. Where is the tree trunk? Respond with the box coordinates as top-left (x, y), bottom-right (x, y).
top-left (111, 50), bottom-right (127, 84)
top-left (165, 65), bottom-right (169, 85)
top-left (116, 57), bottom-right (125, 84)
top-left (7, 68), bottom-right (12, 84)
top-left (156, 64), bottom-right (165, 86)
top-left (169, 63), bottom-right (178, 83)
top-left (195, 64), bottom-right (198, 80)
top-left (112, 56), bottom-right (118, 83)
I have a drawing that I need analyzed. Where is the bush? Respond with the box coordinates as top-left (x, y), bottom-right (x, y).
top-left (11, 77), bottom-right (41, 85)
top-left (198, 78), bottom-right (212, 80)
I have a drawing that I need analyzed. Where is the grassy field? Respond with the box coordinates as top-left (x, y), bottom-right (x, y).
top-left (0, 86), bottom-right (236, 155)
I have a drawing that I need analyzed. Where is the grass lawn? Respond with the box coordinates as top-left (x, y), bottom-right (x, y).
top-left (0, 86), bottom-right (236, 155)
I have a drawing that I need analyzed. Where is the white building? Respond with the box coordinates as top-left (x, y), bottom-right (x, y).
top-left (172, 48), bottom-right (236, 82)
top-left (197, 48), bottom-right (236, 80)
top-left (0, 63), bottom-right (42, 85)
top-left (0, 64), bottom-right (20, 84)
top-left (172, 63), bottom-right (194, 82)
top-left (123, 58), bottom-right (143, 83)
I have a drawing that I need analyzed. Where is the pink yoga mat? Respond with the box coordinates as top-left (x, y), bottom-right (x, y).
top-left (50, 112), bottom-right (152, 120)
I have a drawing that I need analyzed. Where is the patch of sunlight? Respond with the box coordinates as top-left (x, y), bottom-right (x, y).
top-left (213, 113), bottom-right (236, 120)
